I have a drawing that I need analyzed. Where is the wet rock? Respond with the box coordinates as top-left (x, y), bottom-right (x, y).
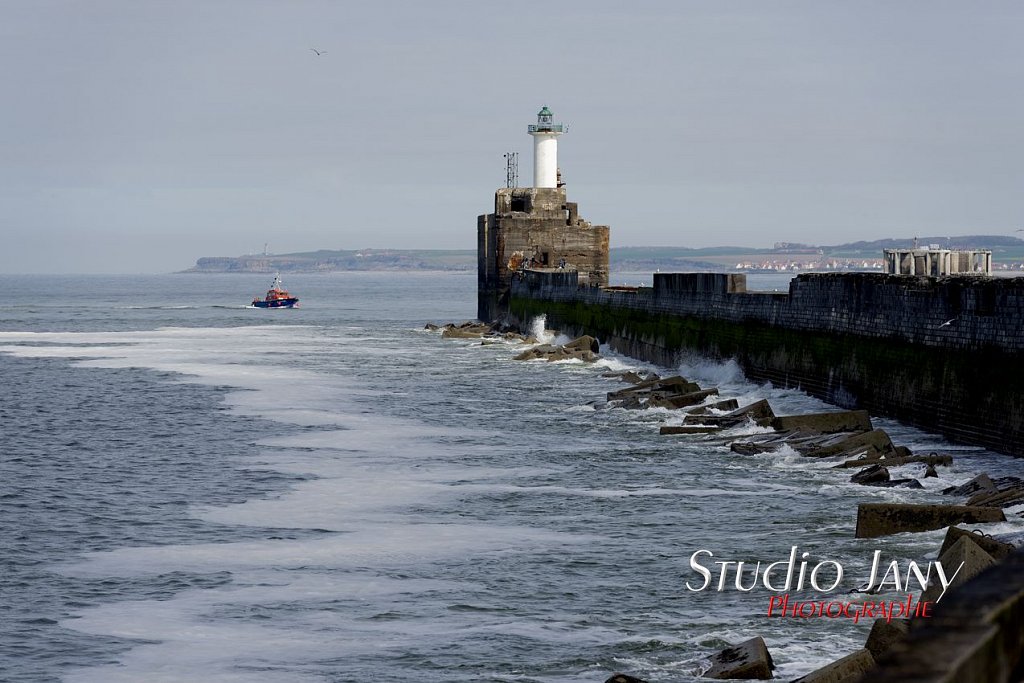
top-left (803, 428), bottom-right (895, 459)
top-left (687, 398), bottom-right (741, 415)
top-left (730, 441), bottom-right (770, 455)
top-left (563, 335), bottom-right (600, 353)
top-left (604, 675), bottom-right (648, 683)
top-left (851, 464), bottom-right (890, 485)
top-left (513, 340), bottom-right (599, 363)
top-left (834, 453), bottom-right (952, 469)
top-left (692, 399), bottom-right (775, 430)
top-left (601, 370), bottom-right (645, 384)
top-left (660, 425), bottom-right (722, 435)
top-left (939, 525), bottom-right (1017, 561)
top-left (728, 399), bottom-right (775, 423)
top-left (648, 388), bottom-right (720, 410)
top-left (855, 503), bottom-right (1006, 539)
top-left (424, 323), bottom-right (440, 330)
top-left (865, 618), bottom-right (909, 660)
top-left (770, 409), bottom-right (873, 435)
top-left (966, 478), bottom-right (1024, 508)
top-left (610, 374), bottom-right (700, 401)
top-left (924, 464), bottom-right (938, 478)
top-left (942, 473), bottom-right (997, 497)
top-left (703, 636), bottom-right (774, 680)
top-left (867, 478), bottom-right (924, 489)
top-left (792, 648), bottom-right (875, 682)
top-left (728, 429), bottom-right (844, 455)
top-left (442, 326), bottom-right (488, 339)
top-left (439, 321), bottom-right (496, 338)
top-left (607, 375), bottom-right (701, 403)
top-left (921, 535), bottom-right (996, 603)
top-left (514, 344), bottom-right (557, 360)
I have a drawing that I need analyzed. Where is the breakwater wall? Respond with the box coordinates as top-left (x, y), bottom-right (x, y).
top-left (509, 270), bottom-right (1024, 456)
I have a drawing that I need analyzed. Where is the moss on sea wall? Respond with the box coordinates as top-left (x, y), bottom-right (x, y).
top-left (511, 294), bottom-right (1024, 456)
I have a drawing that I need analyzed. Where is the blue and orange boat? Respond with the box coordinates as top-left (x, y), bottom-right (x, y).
top-left (250, 274), bottom-right (299, 308)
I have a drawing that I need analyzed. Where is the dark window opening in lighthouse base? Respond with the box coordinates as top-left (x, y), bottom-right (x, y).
top-left (510, 195), bottom-right (528, 212)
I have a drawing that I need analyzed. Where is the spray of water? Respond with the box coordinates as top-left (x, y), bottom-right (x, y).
top-left (529, 315), bottom-right (554, 344)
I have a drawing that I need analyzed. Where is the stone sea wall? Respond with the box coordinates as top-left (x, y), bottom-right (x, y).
top-left (509, 271), bottom-right (1024, 457)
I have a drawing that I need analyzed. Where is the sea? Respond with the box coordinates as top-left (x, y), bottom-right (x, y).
top-left (2, 271), bottom-right (1022, 683)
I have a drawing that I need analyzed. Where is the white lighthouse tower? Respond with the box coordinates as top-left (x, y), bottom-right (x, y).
top-left (527, 105), bottom-right (566, 188)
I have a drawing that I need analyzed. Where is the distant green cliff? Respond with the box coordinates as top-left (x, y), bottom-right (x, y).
top-left (183, 236), bottom-right (1024, 273)
top-left (183, 249), bottom-right (476, 273)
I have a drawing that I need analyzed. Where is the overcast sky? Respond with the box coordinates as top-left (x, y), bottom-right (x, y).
top-left (2, 1), bottom-right (1022, 273)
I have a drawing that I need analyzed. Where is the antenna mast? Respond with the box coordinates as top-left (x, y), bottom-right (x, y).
top-left (504, 152), bottom-right (519, 188)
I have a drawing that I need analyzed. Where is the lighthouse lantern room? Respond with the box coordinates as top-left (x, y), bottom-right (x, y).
top-left (527, 105), bottom-right (566, 189)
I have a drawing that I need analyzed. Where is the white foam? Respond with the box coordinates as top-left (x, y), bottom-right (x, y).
top-left (0, 324), bottom-right (600, 680)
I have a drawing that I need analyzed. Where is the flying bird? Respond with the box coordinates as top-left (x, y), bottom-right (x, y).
top-left (310, 48), bottom-right (326, 56)
top-left (939, 318), bottom-right (957, 328)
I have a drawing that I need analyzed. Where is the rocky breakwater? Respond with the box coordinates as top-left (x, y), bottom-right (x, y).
top-left (429, 321), bottom-right (602, 363)
top-left (864, 474), bottom-right (1024, 683)
top-left (595, 370), bottom-right (1023, 682)
top-left (430, 323), bottom-right (1024, 681)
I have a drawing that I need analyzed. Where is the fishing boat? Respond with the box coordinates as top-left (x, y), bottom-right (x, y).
top-left (250, 273), bottom-right (299, 308)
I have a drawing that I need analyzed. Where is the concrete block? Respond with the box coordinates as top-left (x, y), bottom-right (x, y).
top-left (772, 410), bottom-right (873, 435)
top-left (850, 464), bottom-right (890, 485)
top-left (871, 478), bottom-right (924, 489)
top-left (864, 619), bottom-right (909, 660)
top-left (660, 425), bottom-right (721, 435)
top-left (834, 453), bottom-right (952, 469)
top-left (966, 480), bottom-right (1024, 508)
top-left (855, 503), bottom-right (1006, 539)
top-left (804, 428), bottom-right (895, 458)
top-left (725, 398), bottom-right (775, 421)
top-left (939, 526), bottom-right (1016, 561)
top-left (607, 375), bottom-right (700, 401)
top-left (791, 648), bottom-right (875, 683)
top-left (921, 536), bottom-right (996, 604)
top-left (563, 335), bottom-right (600, 353)
top-left (703, 636), bottom-right (774, 680)
top-left (442, 326), bottom-right (487, 339)
top-left (648, 388), bottom-right (720, 410)
top-left (942, 473), bottom-right (997, 498)
top-left (687, 398), bottom-right (741, 414)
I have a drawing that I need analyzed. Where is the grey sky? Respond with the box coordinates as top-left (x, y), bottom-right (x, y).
top-left (1, 1), bottom-right (1022, 273)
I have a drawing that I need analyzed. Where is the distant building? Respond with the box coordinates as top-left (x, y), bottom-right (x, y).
top-left (882, 247), bottom-right (992, 276)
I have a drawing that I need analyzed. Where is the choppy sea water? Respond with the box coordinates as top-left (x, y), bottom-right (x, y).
top-left (2, 271), bottom-right (1022, 683)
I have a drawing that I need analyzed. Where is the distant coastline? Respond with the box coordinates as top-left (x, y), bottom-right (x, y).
top-left (181, 235), bottom-right (1024, 274)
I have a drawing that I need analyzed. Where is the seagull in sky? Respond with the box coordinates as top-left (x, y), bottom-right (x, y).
top-left (310, 48), bottom-right (326, 56)
top-left (939, 317), bottom-right (957, 328)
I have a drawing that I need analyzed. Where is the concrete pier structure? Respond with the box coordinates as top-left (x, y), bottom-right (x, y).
top-left (475, 109), bottom-right (1021, 455)
top-left (508, 270), bottom-right (1024, 456)
top-left (477, 108), bottom-right (609, 322)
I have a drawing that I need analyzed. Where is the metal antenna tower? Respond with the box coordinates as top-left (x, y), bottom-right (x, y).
top-left (504, 152), bottom-right (519, 188)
